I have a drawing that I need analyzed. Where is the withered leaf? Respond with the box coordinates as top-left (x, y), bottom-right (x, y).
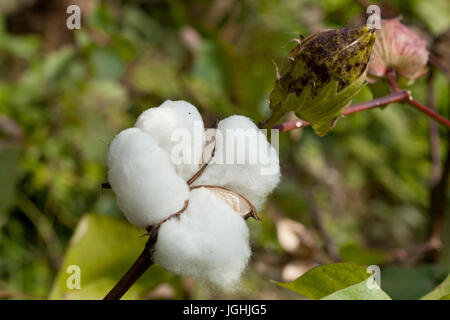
top-left (190, 185), bottom-right (260, 221)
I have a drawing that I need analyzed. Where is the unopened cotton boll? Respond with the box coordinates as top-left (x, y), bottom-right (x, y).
top-left (154, 187), bottom-right (251, 290)
top-left (107, 128), bottom-right (190, 227)
top-left (135, 100), bottom-right (205, 181)
top-left (193, 115), bottom-right (280, 210)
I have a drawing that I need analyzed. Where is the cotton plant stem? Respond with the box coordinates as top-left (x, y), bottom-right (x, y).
top-left (105, 72), bottom-right (448, 299)
top-left (271, 90), bottom-right (410, 132)
top-left (103, 204), bottom-right (257, 300)
top-left (387, 71), bottom-right (449, 260)
top-left (103, 139), bottom-right (216, 300)
top-left (386, 69), bottom-right (450, 128)
top-left (427, 70), bottom-right (442, 185)
top-left (103, 227), bottom-right (159, 300)
top-left (428, 132), bottom-right (450, 251)
top-left (406, 98), bottom-right (450, 128)
top-left (269, 88), bottom-right (450, 132)
top-left (103, 139), bottom-right (246, 300)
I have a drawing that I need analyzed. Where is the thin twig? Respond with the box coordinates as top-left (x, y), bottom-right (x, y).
top-left (103, 226), bottom-right (159, 300)
top-left (406, 98), bottom-right (450, 128)
top-left (389, 239), bottom-right (442, 264)
top-left (428, 132), bottom-right (450, 254)
top-left (427, 70), bottom-right (442, 185)
top-left (271, 90), bottom-right (410, 132)
top-left (429, 53), bottom-right (450, 79)
top-left (386, 69), bottom-right (450, 128)
top-left (267, 69), bottom-right (450, 132)
top-left (270, 89), bottom-right (450, 132)
top-left (386, 69), bottom-right (400, 92)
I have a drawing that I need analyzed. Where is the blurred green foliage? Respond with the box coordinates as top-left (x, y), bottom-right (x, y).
top-left (0, 0), bottom-right (448, 299)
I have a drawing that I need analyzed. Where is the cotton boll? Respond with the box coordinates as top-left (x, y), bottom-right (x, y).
top-left (135, 100), bottom-right (205, 181)
top-left (154, 187), bottom-right (251, 290)
top-left (193, 115), bottom-right (280, 210)
top-left (107, 128), bottom-right (190, 227)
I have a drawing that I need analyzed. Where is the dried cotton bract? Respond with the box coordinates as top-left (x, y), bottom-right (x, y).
top-left (107, 100), bottom-right (280, 290)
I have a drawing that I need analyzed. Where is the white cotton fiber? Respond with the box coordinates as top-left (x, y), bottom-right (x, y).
top-left (154, 187), bottom-right (251, 291)
top-left (135, 100), bottom-right (205, 181)
top-left (107, 128), bottom-right (190, 227)
top-left (193, 115), bottom-right (280, 210)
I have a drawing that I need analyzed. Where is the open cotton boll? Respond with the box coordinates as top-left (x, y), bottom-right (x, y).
top-left (193, 115), bottom-right (280, 210)
top-left (107, 128), bottom-right (190, 227)
top-left (135, 100), bottom-right (205, 181)
top-left (154, 187), bottom-right (251, 291)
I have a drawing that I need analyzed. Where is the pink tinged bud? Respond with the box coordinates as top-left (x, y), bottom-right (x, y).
top-left (368, 18), bottom-right (429, 83)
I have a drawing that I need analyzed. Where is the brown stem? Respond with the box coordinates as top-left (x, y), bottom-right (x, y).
top-left (427, 70), bottom-right (442, 185)
top-left (272, 90), bottom-right (410, 132)
top-left (103, 227), bottom-right (159, 300)
top-left (386, 69), bottom-right (400, 92)
top-left (270, 88), bottom-right (450, 132)
top-left (429, 53), bottom-right (450, 79)
top-left (428, 132), bottom-right (450, 253)
top-left (390, 239), bottom-right (442, 264)
top-left (386, 70), bottom-right (450, 128)
top-left (406, 98), bottom-right (450, 128)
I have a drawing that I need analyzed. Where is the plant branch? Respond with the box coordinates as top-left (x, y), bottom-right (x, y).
top-left (386, 69), bottom-right (450, 128)
top-left (271, 90), bottom-right (410, 132)
top-left (427, 70), bottom-right (442, 185)
top-left (406, 98), bottom-right (450, 128)
top-left (389, 239), bottom-right (442, 264)
top-left (103, 226), bottom-right (159, 300)
top-left (428, 132), bottom-right (450, 250)
top-left (270, 85), bottom-right (450, 132)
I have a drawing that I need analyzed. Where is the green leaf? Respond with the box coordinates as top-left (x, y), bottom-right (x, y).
top-left (322, 277), bottom-right (391, 300)
top-left (49, 214), bottom-right (181, 300)
top-left (421, 274), bottom-right (450, 300)
top-left (273, 263), bottom-right (371, 299)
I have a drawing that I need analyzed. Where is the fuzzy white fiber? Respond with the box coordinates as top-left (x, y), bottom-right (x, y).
top-left (107, 101), bottom-right (280, 291)
top-left (135, 100), bottom-right (205, 181)
top-left (193, 115), bottom-right (280, 210)
top-left (154, 187), bottom-right (251, 290)
top-left (107, 128), bottom-right (190, 227)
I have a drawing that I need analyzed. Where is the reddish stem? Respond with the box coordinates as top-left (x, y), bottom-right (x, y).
top-left (386, 69), bottom-right (400, 92)
top-left (272, 84), bottom-right (450, 132)
top-left (273, 90), bottom-right (410, 132)
top-left (386, 70), bottom-right (450, 128)
top-left (407, 97), bottom-right (450, 128)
